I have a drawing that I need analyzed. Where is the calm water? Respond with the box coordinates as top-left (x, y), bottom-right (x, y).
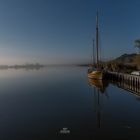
top-left (0, 67), bottom-right (140, 140)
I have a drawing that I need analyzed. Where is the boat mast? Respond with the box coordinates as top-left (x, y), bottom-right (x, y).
top-left (92, 39), bottom-right (95, 66)
top-left (96, 11), bottom-right (99, 70)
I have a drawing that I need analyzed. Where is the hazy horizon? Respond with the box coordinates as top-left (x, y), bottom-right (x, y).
top-left (0, 0), bottom-right (139, 65)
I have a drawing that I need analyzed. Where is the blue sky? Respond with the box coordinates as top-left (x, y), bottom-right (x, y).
top-left (0, 0), bottom-right (139, 65)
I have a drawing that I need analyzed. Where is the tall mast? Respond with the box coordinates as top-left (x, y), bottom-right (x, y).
top-left (96, 11), bottom-right (99, 69)
top-left (92, 39), bottom-right (95, 66)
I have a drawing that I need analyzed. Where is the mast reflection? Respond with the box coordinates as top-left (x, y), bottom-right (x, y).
top-left (88, 79), bottom-right (109, 129)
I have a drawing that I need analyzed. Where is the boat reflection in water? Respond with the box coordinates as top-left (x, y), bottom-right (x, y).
top-left (88, 79), bottom-right (109, 93)
top-left (88, 79), bottom-right (109, 129)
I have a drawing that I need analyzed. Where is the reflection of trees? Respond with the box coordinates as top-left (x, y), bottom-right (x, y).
top-left (0, 63), bottom-right (44, 70)
top-left (0, 65), bottom-right (9, 70)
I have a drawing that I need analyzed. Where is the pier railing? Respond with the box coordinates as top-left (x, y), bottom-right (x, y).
top-left (104, 71), bottom-right (140, 96)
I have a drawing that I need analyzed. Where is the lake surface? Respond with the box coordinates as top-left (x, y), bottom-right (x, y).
top-left (0, 67), bottom-right (140, 140)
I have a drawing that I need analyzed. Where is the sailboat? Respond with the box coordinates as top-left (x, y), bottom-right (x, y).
top-left (88, 12), bottom-right (103, 80)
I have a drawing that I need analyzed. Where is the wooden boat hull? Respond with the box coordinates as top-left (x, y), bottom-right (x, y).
top-left (88, 71), bottom-right (103, 80)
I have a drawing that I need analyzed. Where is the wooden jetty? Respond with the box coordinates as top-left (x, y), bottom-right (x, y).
top-left (104, 71), bottom-right (140, 96)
